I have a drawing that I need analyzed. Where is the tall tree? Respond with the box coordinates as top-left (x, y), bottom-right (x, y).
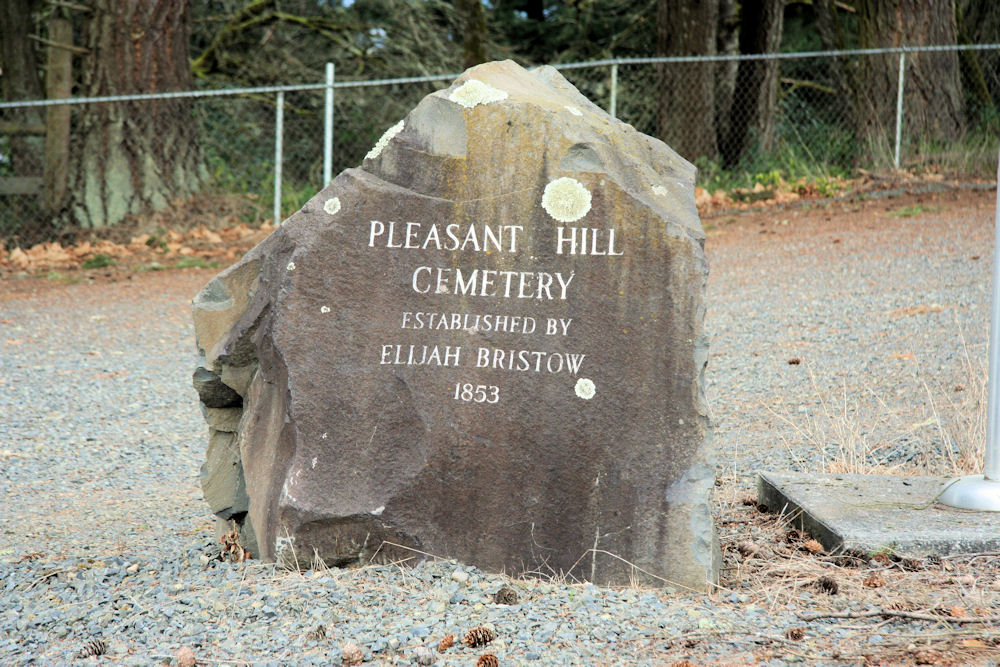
top-left (67, 0), bottom-right (203, 228)
top-left (855, 0), bottom-right (965, 159)
top-left (457, 0), bottom-right (487, 69)
top-left (656, 0), bottom-right (718, 162)
top-left (0, 0), bottom-right (45, 178)
top-left (721, 0), bottom-right (785, 167)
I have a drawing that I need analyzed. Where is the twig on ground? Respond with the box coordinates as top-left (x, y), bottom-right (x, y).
top-left (799, 609), bottom-right (1000, 624)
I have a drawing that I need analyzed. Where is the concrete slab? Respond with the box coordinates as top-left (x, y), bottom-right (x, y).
top-left (757, 471), bottom-right (1000, 557)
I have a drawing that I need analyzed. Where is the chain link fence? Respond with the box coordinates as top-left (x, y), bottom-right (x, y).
top-left (2, 45), bottom-right (999, 249)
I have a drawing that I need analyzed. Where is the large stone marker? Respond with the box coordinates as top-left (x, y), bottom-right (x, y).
top-left (193, 60), bottom-right (717, 589)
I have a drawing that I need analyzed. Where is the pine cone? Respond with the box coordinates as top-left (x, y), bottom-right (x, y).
top-left (340, 641), bottom-right (363, 665)
top-left (463, 626), bottom-right (496, 649)
top-left (816, 575), bottom-right (839, 595)
top-left (476, 653), bottom-right (499, 667)
top-left (76, 638), bottom-right (107, 658)
top-left (437, 634), bottom-right (455, 652)
top-left (176, 645), bottom-right (197, 667)
top-left (802, 539), bottom-right (824, 554)
top-left (493, 585), bottom-right (518, 605)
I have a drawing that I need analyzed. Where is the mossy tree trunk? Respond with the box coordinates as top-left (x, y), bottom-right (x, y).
top-left (67, 0), bottom-right (203, 229)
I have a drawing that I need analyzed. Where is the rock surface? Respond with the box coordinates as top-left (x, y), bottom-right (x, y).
top-left (192, 60), bottom-right (717, 589)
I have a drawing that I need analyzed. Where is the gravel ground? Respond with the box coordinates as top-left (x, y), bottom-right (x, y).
top-left (2, 187), bottom-right (998, 666)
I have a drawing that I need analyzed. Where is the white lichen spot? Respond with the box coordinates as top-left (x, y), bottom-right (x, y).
top-left (542, 177), bottom-right (592, 223)
top-left (371, 505), bottom-right (385, 516)
top-left (448, 79), bottom-right (508, 108)
top-left (365, 120), bottom-right (405, 160)
top-left (320, 305), bottom-right (330, 314)
top-left (323, 197), bottom-right (341, 215)
top-left (274, 535), bottom-right (296, 561)
top-left (311, 456), bottom-right (317, 469)
top-left (652, 185), bottom-right (669, 197)
top-left (564, 105), bottom-right (583, 116)
top-left (286, 261), bottom-right (296, 271)
top-left (575, 377), bottom-right (596, 400)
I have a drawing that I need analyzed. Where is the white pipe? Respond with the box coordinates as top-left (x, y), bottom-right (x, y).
top-left (274, 91), bottom-right (284, 226)
top-left (323, 62), bottom-right (334, 186)
top-left (986, 147), bottom-right (1000, 479)
top-left (894, 51), bottom-right (905, 169)
top-left (610, 64), bottom-right (618, 119)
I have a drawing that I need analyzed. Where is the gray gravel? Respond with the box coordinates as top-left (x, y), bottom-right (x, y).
top-left (0, 189), bottom-right (994, 665)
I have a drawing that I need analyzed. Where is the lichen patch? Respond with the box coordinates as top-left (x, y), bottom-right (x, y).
top-left (365, 120), bottom-right (405, 160)
top-left (575, 378), bottom-right (596, 400)
top-left (542, 177), bottom-right (592, 223)
top-left (652, 185), bottom-right (669, 197)
top-left (448, 79), bottom-right (508, 108)
top-left (323, 197), bottom-right (341, 215)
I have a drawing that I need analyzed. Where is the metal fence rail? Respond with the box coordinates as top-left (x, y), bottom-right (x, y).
top-left (2, 44), bottom-right (999, 248)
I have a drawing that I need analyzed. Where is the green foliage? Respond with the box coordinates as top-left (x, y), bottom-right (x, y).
top-left (889, 204), bottom-right (938, 218)
top-left (145, 233), bottom-right (168, 252)
top-left (175, 257), bottom-right (220, 269)
top-left (81, 254), bottom-right (115, 269)
top-left (134, 261), bottom-right (166, 272)
top-left (45, 271), bottom-right (81, 284)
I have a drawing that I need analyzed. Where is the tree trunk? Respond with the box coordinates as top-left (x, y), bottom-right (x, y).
top-left (457, 0), bottom-right (487, 69)
top-left (714, 0), bottom-right (741, 152)
top-left (721, 0), bottom-right (785, 168)
top-left (0, 0), bottom-right (45, 177)
top-left (67, 0), bottom-right (203, 229)
top-left (855, 0), bottom-right (965, 162)
top-left (656, 0), bottom-right (718, 163)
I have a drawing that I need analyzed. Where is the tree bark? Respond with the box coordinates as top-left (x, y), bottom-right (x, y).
top-left (67, 0), bottom-right (203, 228)
top-left (457, 0), bottom-right (487, 69)
top-left (0, 0), bottom-right (45, 177)
top-left (656, 0), bottom-right (718, 162)
top-left (855, 0), bottom-right (965, 161)
top-left (714, 0), bottom-right (741, 151)
top-left (721, 0), bottom-right (785, 168)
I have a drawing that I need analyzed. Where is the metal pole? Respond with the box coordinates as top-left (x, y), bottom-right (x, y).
top-left (940, 147), bottom-right (1000, 510)
top-left (985, 149), bottom-right (1000, 480)
top-left (893, 51), bottom-right (905, 169)
top-left (323, 62), bottom-right (334, 186)
top-left (609, 64), bottom-right (618, 119)
top-left (274, 91), bottom-right (284, 226)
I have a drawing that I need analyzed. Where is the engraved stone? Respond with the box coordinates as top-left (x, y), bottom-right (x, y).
top-left (192, 60), bottom-right (717, 589)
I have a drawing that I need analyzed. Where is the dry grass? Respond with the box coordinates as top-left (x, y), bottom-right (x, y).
top-left (766, 336), bottom-right (987, 478)
top-left (716, 492), bottom-right (1000, 665)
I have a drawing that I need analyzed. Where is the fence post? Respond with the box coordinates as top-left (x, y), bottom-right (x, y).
top-left (609, 63), bottom-right (618, 119)
top-left (274, 91), bottom-right (284, 226)
top-left (324, 62), bottom-right (335, 186)
top-left (893, 51), bottom-right (905, 169)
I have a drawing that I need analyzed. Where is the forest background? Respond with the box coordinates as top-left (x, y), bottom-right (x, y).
top-left (1, 0), bottom-right (999, 243)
